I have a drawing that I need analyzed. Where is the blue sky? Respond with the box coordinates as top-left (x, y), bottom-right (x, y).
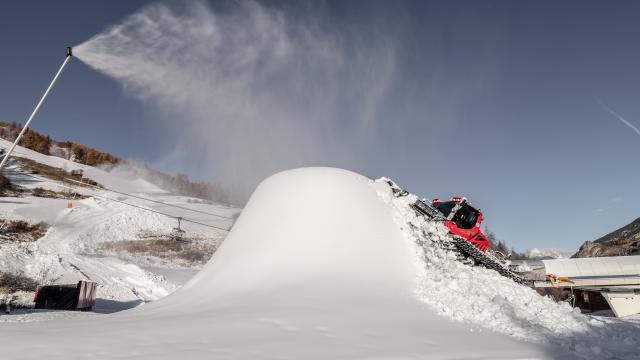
top-left (2, 0), bottom-right (640, 252)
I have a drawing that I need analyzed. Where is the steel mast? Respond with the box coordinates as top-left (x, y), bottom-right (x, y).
top-left (0, 47), bottom-right (73, 170)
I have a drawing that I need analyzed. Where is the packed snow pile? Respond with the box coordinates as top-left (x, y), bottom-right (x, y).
top-left (374, 182), bottom-right (586, 338)
top-left (373, 178), bottom-right (640, 358)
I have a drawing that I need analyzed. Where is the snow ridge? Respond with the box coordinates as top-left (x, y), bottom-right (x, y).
top-left (372, 177), bottom-right (640, 358)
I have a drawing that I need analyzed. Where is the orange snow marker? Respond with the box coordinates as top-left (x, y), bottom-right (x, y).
top-left (67, 201), bottom-right (73, 209)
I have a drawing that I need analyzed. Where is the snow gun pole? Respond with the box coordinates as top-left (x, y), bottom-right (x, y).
top-left (0, 47), bottom-right (73, 171)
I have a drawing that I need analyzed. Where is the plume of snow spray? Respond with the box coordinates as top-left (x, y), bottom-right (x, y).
top-left (74, 1), bottom-right (396, 199)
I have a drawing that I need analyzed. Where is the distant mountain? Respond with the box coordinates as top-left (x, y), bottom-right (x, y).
top-left (573, 218), bottom-right (640, 257)
top-left (525, 248), bottom-right (571, 260)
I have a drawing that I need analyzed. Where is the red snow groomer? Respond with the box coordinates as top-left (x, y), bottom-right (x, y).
top-left (386, 180), bottom-right (527, 284)
top-left (410, 195), bottom-right (489, 252)
top-left (430, 197), bottom-right (489, 252)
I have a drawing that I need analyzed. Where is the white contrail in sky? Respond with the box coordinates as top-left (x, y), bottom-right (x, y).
top-left (596, 98), bottom-right (640, 137)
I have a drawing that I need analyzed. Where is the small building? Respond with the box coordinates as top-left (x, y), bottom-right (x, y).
top-left (34, 280), bottom-right (97, 311)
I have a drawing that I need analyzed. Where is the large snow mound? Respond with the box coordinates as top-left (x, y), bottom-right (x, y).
top-left (177, 167), bottom-right (419, 300)
top-left (0, 167), bottom-right (550, 359)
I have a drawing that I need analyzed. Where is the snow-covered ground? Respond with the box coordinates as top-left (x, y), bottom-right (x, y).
top-left (375, 181), bottom-right (640, 358)
top-left (1, 165), bottom-right (638, 358)
top-left (0, 138), bottom-right (235, 308)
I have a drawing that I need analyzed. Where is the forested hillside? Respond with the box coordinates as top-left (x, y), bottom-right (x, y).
top-left (0, 122), bottom-right (234, 205)
top-left (0, 121), bottom-right (119, 166)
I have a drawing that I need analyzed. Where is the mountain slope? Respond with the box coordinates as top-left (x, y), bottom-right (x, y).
top-left (573, 217), bottom-right (640, 257)
top-left (0, 138), bottom-right (238, 308)
top-left (0, 121), bottom-right (234, 204)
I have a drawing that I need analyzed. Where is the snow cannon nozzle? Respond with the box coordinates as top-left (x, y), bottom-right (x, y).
top-left (66, 47), bottom-right (73, 57)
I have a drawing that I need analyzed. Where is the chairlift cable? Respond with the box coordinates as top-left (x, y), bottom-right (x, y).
top-left (62, 176), bottom-right (234, 220)
top-left (8, 169), bottom-right (231, 232)
top-left (0, 149), bottom-right (234, 220)
top-left (89, 191), bottom-right (231, 232)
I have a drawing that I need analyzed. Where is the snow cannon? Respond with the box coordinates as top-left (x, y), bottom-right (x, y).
top-left (0, 46), bottom-right (74, 171)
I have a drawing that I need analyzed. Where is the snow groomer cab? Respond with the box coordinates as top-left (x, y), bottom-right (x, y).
top-left (431, 197), bottom-right (489, 252)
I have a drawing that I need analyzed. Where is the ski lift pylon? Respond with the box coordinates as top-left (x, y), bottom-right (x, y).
top-left (171, 217), bottom-right (186, 241)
